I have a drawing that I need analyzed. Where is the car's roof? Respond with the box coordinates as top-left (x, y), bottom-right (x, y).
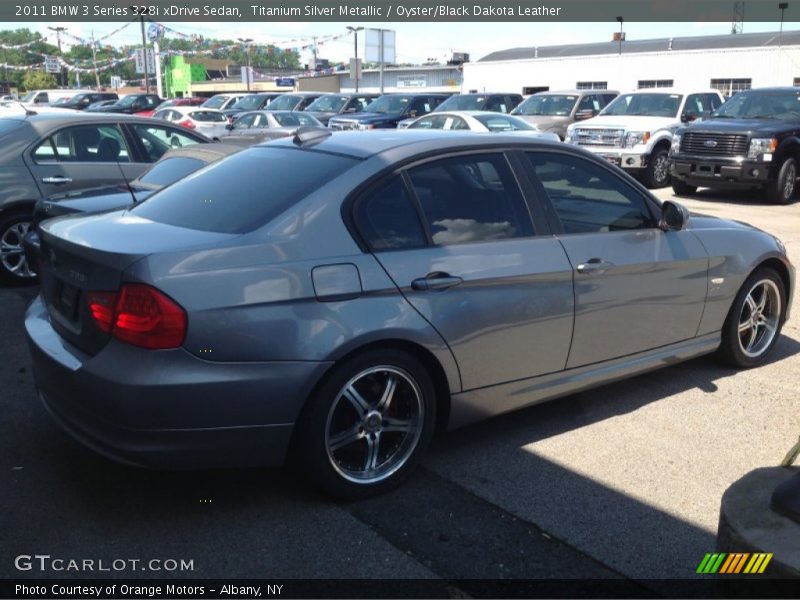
top-left (732, 87), bottom-right (800, 93)
top-left (452, 92), bottom-right (523, 97)
top-left (265, 129), bottom-right (559, 159)
top-left (165, 106), bottom-right (224, 114)
top-left (416, 110), bottom-right (524, 118)
top-left (621, 88), bottom-right (719, 95)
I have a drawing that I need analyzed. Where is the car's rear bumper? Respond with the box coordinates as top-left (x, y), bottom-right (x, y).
top-left (25, 295), bottom-right (332, 469)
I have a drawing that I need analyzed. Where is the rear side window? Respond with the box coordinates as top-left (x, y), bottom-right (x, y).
top-left (131, 147), bottom-right (358, 233)
top-left (190, 111), bottom-right (227, 122)
top-left (407, 153), bottom-right (534, 246)
top-left (32, 125), bottom-right (131, 163)
top-left (138, 157), bottom-right (204, 187)
top-left (355, 177), bottom-right (426, 251)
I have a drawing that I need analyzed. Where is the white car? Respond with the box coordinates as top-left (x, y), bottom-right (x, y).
top-left (153, 106), bottom-right (229, 141)
top-left (200, 93), bottom-right (247, 111)
top-left (404, 110), bottom-right (560, 140)
top-left (564, 88), bottom-right (724, 188)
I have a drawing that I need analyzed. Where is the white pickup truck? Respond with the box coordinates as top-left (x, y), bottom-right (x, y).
top-left (565, 88), bottom-right (724, 188)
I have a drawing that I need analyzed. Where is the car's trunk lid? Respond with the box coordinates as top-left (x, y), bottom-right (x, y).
top-left (38, 210), bottom-right (238, 355)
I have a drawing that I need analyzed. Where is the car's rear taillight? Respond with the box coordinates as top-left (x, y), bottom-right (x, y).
top-left (88, 284), bottom-right (186, 349)
top-left (178, 119), bottom-right (196, 129)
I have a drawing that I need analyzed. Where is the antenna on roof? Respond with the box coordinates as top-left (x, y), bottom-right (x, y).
top-left (16, 101), bottom-right (36, 117)
top-left (292, 126), bottom-right (332, 146)
top-left (731, 1), bottom-right (745, 34)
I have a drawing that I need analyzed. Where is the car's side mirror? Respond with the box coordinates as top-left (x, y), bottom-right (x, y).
top-left (660, 200), bottom-right (690, 231)
top-left (681, 112), bottom-right (697, 123)
top-left (574, 109), bottom-right (595, 121)
top-left (225, 123), bottom-right (234, 130)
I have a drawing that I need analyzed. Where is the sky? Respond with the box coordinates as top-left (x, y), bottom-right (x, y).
top-left (11, 20), bottom-right (800, 65)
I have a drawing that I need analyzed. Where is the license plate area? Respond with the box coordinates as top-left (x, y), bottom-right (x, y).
top-left (599, 154), bottom-right (621, 166)
top-left (57, 281), bottom-right (80, 322)
top-left (692, 163), bottom-right (720, 177)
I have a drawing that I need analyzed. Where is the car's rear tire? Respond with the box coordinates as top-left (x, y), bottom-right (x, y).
top-left (642, 148), bottom-right (671, 189)
top-left (671, 179), bottom-right (697, 196)
top-left (717, 267), bottom-right (786, 368)
top-left (294, 348), bottom-right (436, 499)
top-left (765, 158), bottom-right (797, 205)
top-left (0, 211), bottom-right (37, 286)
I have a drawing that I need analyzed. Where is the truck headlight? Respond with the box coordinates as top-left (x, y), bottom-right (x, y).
top-left (564, 128), bottom-right (574, 143)
top-left (358, 123), bottom-right (375, 130)
top-left (747, 138), bottom-right (778, 159)
top-left (670, 134), bottom-right (682, 155)
top-left (625, 131), bottom-right (651, 148)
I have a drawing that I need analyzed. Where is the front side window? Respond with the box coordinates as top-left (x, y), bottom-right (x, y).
top-left (33, 125), bottom-right (131, 163)
top-left (513, 94), bottom-right (578, 117)
top-left (130, 124), bottom-right (201, 162)
top-left (473, 114), bottom-right (533, 132)
top-left (355, 177), bottom-right (426, 251)
top-left (527, 153), bottom-right (656, 234)
top-left (267, 95), bottom-right (301, 110)
top-left (407, 153), bottom-right (534, 246)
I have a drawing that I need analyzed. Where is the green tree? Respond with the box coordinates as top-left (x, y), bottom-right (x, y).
top-left (23, 70), bottom-right (56, 89)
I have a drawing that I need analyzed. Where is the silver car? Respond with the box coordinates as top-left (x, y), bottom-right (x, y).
top-left (26, 130), bottom-right (794, 498)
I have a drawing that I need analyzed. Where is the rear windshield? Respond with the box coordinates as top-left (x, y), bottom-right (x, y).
top-left (137, 157), bottom-right (205, 187)
top-left (131, 147), bottom-right (358, 233)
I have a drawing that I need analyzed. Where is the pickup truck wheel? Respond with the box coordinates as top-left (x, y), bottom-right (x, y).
top-left (766, 158), bottom-right (797, 205)
top-left (671, 179), bottom-right (697, 196)
top-left (642, 148), bottom-right (671, 189)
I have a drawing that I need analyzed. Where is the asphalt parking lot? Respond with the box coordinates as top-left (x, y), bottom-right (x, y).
top-left (2, 185), bottom-right (798, 593)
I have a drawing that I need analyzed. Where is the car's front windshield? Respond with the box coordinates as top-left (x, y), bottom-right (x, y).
top-left (232, 95), bottom-right (263, 110)
top-left (437, 95), bottom-right (488, 111)
top-left (20, 91), bottom-right (37, 102)
top-left (267, 95), bottom-right (301, 110)
top-left (202, 95), bottom-right (227, 109)
top-left (117, 95), bottom-right (138, 107)
top-left (513, 95), bottom-right (578, 116)
top-left (306, 95), bottom-right (348, 112)
top-left (601, 93), bottom-right (682, 117)
top-left (711, 91), bottom-right (800, 119)
top-left (364, 95), bottom-right (412, 115)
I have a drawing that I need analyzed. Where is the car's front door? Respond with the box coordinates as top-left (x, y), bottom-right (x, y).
top-left (354, 151), bottom-right (575, 390)
top-left (26, 123), bottom-right (142, 197)
top-left (525, 151), bottom-right (709, 368)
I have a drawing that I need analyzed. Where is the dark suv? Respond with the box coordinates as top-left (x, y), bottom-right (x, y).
top-left (670, 87), bottom-right (800, 204)
top-left (87, 93), bottom-right (162, 116)
top-left (53, 92), bottom-right (119, 111)
top-left (328, 94), bottom-right (450, 130)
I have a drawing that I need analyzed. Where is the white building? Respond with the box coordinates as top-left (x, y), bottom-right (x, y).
top-left (463, 30), bottom-right (800, 97)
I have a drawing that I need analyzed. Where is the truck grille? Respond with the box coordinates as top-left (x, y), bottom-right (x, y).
top-left (572, 128), bottom-right (625, 148)
top-left (680, 132), bottom-right (749, 157)
top-left (329, 120), bottom-right (358, 131)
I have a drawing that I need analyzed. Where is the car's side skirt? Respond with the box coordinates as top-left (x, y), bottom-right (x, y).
top-left (447, 333), bottom-right (721, 430)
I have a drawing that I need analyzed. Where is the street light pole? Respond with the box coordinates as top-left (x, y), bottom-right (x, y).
top-left (616, 16), bottom-right (624, 56)
top-left (346, 26), bottom-right (363, 93)
top-left (139, 16), bottom-right (150, 93)
top-left (48, 26), bottom-right (67, 87)
top-left (237, 38), bottom-right (253, 91)
top-left (779, 3), bottom-right (789, 46)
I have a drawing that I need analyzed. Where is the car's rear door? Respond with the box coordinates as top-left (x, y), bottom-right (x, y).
top-left (524, 150), bottom-right (709, 368)
top-left (353, 150), bottom-right (575, 390)
top-left (26, 123), bottom-right (142, 197)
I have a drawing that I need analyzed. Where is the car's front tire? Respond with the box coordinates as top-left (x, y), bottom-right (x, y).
top-left (294, 348), bottom-right (436, 499)
top-left (642, 148), bottom-right (671, 189)
top-left (766, 157), bottom-right (797, 205)
top-left (0, 211), bottom-right (37, 285)
top-left (717, 266), bottom-right (786, 368)
top-left (671, 178), bottom-right (697, 196)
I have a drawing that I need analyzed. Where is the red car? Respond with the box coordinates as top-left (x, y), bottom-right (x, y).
top-left (154, 97), bottom-right (206, 112)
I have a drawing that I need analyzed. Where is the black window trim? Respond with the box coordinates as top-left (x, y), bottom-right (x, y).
top-left (347, 147), bottom-right (548, 253)
top-left (519, 148), bottom-right (662, 236)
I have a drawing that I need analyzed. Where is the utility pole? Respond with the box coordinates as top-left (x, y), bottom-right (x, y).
top-left (90, 31), bottom-right (100, 89)
top-left (615, 16), bottom-right (624, 56)
top-left (48, 26), bottom-right (67, 87)
top-left (139, 15), bottom-right (149, 93)
top-left (312, 36), bottom-right (318, 70)
top-left (779, 2), bottom-right (789, 46)
top-left (346, 26), bottom-right (363, 92)
top-left (237, 38), bottom-right (253, 91)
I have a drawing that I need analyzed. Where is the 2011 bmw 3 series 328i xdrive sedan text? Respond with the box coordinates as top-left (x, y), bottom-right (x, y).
top-left (26, 129), bottom-right (794, 498)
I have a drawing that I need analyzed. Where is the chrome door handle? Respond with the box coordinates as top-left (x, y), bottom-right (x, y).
top-left (41, 176), bottom-right (72, 184)
top-left (576, 258), bottom-right (613, 274)
top-left (411, 273), bottom-right (463, 291)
